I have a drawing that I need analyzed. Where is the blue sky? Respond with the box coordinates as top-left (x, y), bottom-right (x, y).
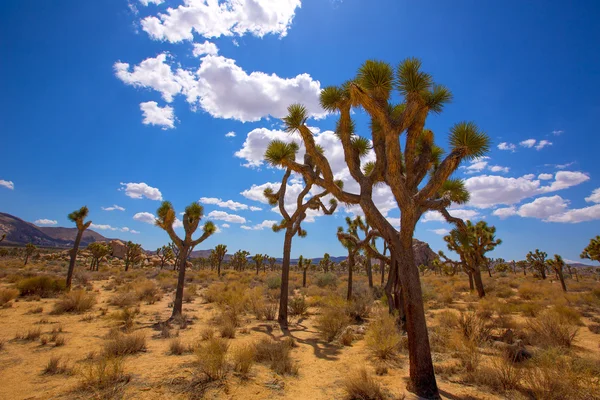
top-left (1, 0), bottom-right (599, 264)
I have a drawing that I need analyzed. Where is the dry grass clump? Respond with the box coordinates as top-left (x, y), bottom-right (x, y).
top-left (340, 328), bottom-right (354, 346)
top-left (200, 327), bottom-right (215, 341)
top-left (79, 357), bottom-right (130, 397)
top-left (16, 275), bottom-right (65, 297)
top-left (0, 288), bottom-right (19, 307)
top-left (112, 307), bottom-right (139, 332)
top-left (52, 290), bottom-right (96, 314)
top-left (109, 291), bottom-right (138, 308)
top-left (103, 331), bottom-right (146, 357)
top-left (527, 309), bottom-right (579, 348)
top-left (169, 338), bottom-right (192, 355)
top-left (196, 337), bottom-right (229, 380)
top-left (262, 302), bottom-right (278, 321)
top-left (183, 284), bottom-right (197, 303)
top-left (365, 308), bottom-right (402, 360)
top-left (288, 295), bottom-right (308, 317)
top-left (316, 297), bottom-right (352, 342)
top-left (246, 287), bottom-right (266, 319)
top-left (232, 343), bottom-right (256, 376)
top-left (347, 285), bottom-right (373, 322)
top-left (132, 279), bottom-right (162, 304)
top-left (254, 337), bottom-right (298, 375)
top-left (342, 368), bottom-right (387, 400)
top-left (42, 356), bottom-right (72, 375)
top-left (15, 327), bottom-right (42, 341)
top-left (314, 272), bottom-right (338, 288)
top-left (457, 310), bottom-right (492, 345)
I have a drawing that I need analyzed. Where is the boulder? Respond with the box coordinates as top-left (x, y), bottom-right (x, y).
top-left (110, 240), bottom-right (126, 259)
top-left (413, 239), bottom-right (438, 267)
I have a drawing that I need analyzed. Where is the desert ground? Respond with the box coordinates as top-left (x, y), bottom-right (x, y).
top-left (0, 254), bottom-right (599, 400)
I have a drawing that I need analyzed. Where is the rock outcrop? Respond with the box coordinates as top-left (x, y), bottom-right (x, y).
top-left (110, 240), bottom-right (126, 259)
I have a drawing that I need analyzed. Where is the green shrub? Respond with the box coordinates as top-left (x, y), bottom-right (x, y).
top-left (315, 273), bottom-right (338, 288)
top-left (288, 295), bottom-right (308, 317)
top-left (265, 274), bottom-right (281, 290)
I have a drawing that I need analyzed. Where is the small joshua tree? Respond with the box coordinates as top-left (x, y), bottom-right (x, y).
top-left (88, 242), bottom-right (110, 271)
top-left (303, 258), bottom-right (312, 287)
top-left (547, 254), bottom-right (567, 292)
top-left (230, 250), bottom-right (250, 271)
top-left (268, 256), bottom-right (277, 271)
top-left (337, 216), bottom-right (376, 300)
top-left (526, 249), bottom-right (548, 279)
top-left (66, 206), bottom-right (91, 289)
top-left (581, 236), bottom-right (600, 264)
top-left (155, 201), bottom-right (215, 319)
top-left (252, 253), bottom-right (266, 275)
top-left (263, 140), bottom-right (337, 328)
top-left (320, 253), bottom-right (332, 273)
top-left (124, 241), bottom-right (143, 271)
top-left (213, 244), bottom-right (227, 276)
top-left (156, 245), bottom-right (174, 270)
top-left (23, 243), bottom-right (36, 266)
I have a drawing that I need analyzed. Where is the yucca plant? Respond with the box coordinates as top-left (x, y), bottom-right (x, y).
top-left (87, 242), bottom-right (110, 271)
top-left (547, 254), bottom-right (568, 292)
top-left (252, 253), bottom-right (266, 275)
top-left (23, 242), bottom-right (37, 266)
top-left (581, 236), bottom-right (600, 263)
top-left (273, 58), bottom-right (491, 398)
top-left (526, 249), bottom-right (548, 279)
top-left (212, 244), bottom-right (227, 276)
top-left (66, 206), bottom-right (91, 289)
top-left (156, 245), bottom-right (174, 270)
top-left (155, 201), bottom-right (215, 319)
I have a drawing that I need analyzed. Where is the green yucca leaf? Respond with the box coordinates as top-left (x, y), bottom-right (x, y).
top-left (184, 202), bottom-right (204, 220)
top-left (362, 161), bottom-right (375, 176)
top-left (203, 221), bottom-right (216, 234)
top-left (439, 179), bottom-right (470, 204)
top-left (264, 140), bottom-right (298, 166)
top-left (283, 104), bottom-right (308, 132)
top-left (156, 201), bottom-right (175, 227)
top-left (68, 206), bottom-right (89, 222)
top-left (334, 179), bottom-right (344, 189)
top-left (351, 136), bottom-right (372, 157)
top-left (356, 60), bottom-right (394, 99)
top-left (320, 86), bottom-right (346, 111)
top-left (449, 121), bottom-right (490, 160)
top-left (396, 58), bottom-right (432, 96)
top-left (425, 84), bottom-right (453, 113)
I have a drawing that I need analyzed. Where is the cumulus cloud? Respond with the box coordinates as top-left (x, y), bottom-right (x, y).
top-left (139, 0), bottom-right (164, 5)
top-left (90, 223), bottom-right (138, 233)
top-left (133, 212), bottom-right (157, 224)
top-left (535, 140), bottom-right (552, 150)
top-left (429, 228), bottom-right (450, 235)
top-left (497, 142), bottom-right (516, 151)
top-left (114, 54), bottom-right (182, 102)
top-left (515, 196), bottom-right (568, 219)
top-left (221, 223), bottom-right (230, 228)
top-left (519, 139), bottom-right (536, 148)
top-left (140, 101), bottom-right (175, 129)
top-left (35, 219), bottom-right (57, 225)
top-left (538, 173), bottom-right (553, 180)
top-left (199, 197), bottom-right (250, 211)
top-left (0, 180), bottom-right (14, 190)
top-left (141, 0), bottom-right (301, 42)
top-left (225, 131), bottom-right (236, 137)
top-left (207, 210), bottom-right (246, 223)
top-left (249, 206), bottom-right (262, 211)
top-left (119, 182), bottom-right (163, 200)
top-left (494, 194), bottom-right (600, 224)
top-left (546, 204), bottom-right (600, 223)
top-left (240, 220), bottom-right (277, 231)
top-left (488, 165), bottom-right (510, 173)
top-left (192, 41), bottom-right (219, 57)
top-left (459, 157), bottom-right (509, 174)
top-left (102, 205), bottom-right (126, 211)
top-left (585, 188), bottom-right (600, 204)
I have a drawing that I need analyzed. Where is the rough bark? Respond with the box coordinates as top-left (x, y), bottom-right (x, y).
top-left (302, 267), bottom-right (307, 288)
top-left (347, 251), bottom-right (354, 301)
top-left (366, 256), bottom-right (373, 288)
top-left (171, 246), bottom-right (189, 319)
top-left (278, 229), bottom-right (293, 328)
top-left (66, 229), bottom-right (83, 290)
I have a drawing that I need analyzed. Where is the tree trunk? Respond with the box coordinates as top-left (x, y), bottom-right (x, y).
top-left (302, 268), bottom-right (307, 288)
top-left (468, 271), bottom-right (474, 291)
top-left (540, 266), bottom-right (546, 279)
top-left (347, 251), bottom-right (354, 301)
top-left (472, 266), bottom-right (485, 298)
top-left (366, 256), bottom-right (373, 288)
top-left (24, 254), bottom-right (29, 266)
top-left (171, 246), bottom-right (189, 319)
top-left (217, 260), bottom-right (222, 277)
top-left (66, 229), bottom-right (83, 290)
top-left (557, 268), bottom-right (567, 292)
top-left (278, 229), bottom-right (293, 328)
top-left (256, 262), bottom-right (259, 275)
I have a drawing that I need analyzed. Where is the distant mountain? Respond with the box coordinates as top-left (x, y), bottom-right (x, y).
top-left (0, 212), bottom-right (112, 248)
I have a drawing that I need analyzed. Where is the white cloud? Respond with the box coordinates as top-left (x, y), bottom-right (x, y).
top-left (535, 140), bottom-right (552, 150)
top-left (207, 210), bottom-right (246, 223)
top-left (35, 219), bottom-right (57, 225)
top-left (225, 131), bottom-right (236, 137)
top-left (538, 173), bottom-right (553, 180)
top-left (221, 223), bottom-right (230, 228)
top-left (539, 171), bottom-right (589, 192)
top-left (130, 229), bottom-right (141, 234)
top-left (516, 196), bottom-right (568, 219)
top-left (422, 209), bottom-right (480, 223)
top-left (497, 142), bottom-right (516, 151)
top-left (173, 218), bottom-right (183, 229)
top-left (240, 220), bottom-right (277, 231)
top-left (492, 207), bottom-right (517, 219)
top-left (556, 162), bottom-right (575, 169)
top-left (429, 228), bottom-right (450, 236)
top-left (119, 182), bottom-right (163, 200)
top-left (250, 206), bottom-right (262, 211)
top-left (546, 204), bottom-right (600, 223)
top-left (552, 130), bottom-right (564, 136)
top-left (0, 180), bottom-right (14, 190)
top-left (139, 0), bottom-right (164, 5)
top-left (90, 223), bottom-right (136, 233)
top-left (199, 197), bottom-right (249, 211)
top-left (192, 41), bottom-right (219, 57)
top-left (133, 212), bottom-right (157, 224)
top-left (493, 193), bottom-right (600, 224)
top-left (102, 204), bottom-right (125, 211)
top-left (459, 157), bottom-right (508, 174)
top-left (140, 101), bottom-right (175, 129)
top-left (141, 0), bottom-right (301, 42)
top-left (519, 139), bottom-right (536, 148)
top-left (488, 165), bottom-right (509, 173)
top-left (585, 188), bottom-right (600, 204)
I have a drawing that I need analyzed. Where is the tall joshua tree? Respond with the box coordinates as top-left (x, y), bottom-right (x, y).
top-left (526, 249), bottom-right (548, 279)
top-left (272, 58), bottom-right (490, 398)
top-left (213, 244), bottom-right (227, 276)
top-left (547, 254), bottom-right (567, 292)
top-left (581, 236), bottom-right (600, 264)
top-left (252, 253), bottom-right (266, 275)
top-left (66, 206), bottom-right (91, 290)
top-left (263, 140), bottom-right (337, 328)
top-left (443, 221), bottom-right (501, 298)
top-left (155, 201), bottom-right (215, 320)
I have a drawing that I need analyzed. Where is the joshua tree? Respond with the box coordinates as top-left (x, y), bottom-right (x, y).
top-left (547, 254), bottom-right (568, 292)
top-left (168, 242), bottom-right (181, 271)
top-left (230, 250), bottom-right (250, 271)
top-left (517, 260), bottom-right (528, 276)
top-left (66, 206), bottom-right (92, 290)
top-left (380, 239), bottom-right (388, 285)
top-left (300, 256), bottom-right (312, 287)
top-left (581, 236), bottom-right (600, 263)
top-left (272, 58), bottom-right (491, 397)
top-left (88, 242), bottom-right (110, 271)
top-left (155, 201), bottom-right (215, 319)
top-left (263, 144), bottom-right (337, 328)
top-left (156, 245), bottom-right (174, 270)
top-left (320, 253), bottom-right (332, 273)
top-left (124, 241), bottom-right (143, 271)
top-left (268, 256), bottom-right (277, 271)
top-left (252, 253), bottom-right (266, 275)
top-left (23, 243), bottom-right (36, 266)
top-left (213, 244), bottom-right (227, 276)
top-left (526, 249), bottom-right (548, 279)
top-left (444, 221), bottom-right (501, 298)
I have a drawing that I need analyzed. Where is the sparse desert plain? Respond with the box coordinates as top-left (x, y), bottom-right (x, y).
top-left (0, 249), bottom-right (599, 400)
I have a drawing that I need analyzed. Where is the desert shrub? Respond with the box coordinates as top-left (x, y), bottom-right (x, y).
top-left (527, 309), bottom-right (579, 348)
top-left (219, 319), bottom-right (236, 339)
top-left (451, 334), bottom-right (481, 373)
top-left (113, 307), bottom-right (139, 332)
top-left (232, 343), bottom-right (256, 376)
top-left (437, 285), bottom-right (454, 305)
top-left (518, 282), bottom-right (543, 300)
top-left (495, 284), bottom-right (514, 299)
top-left (183, 284), bottom-right (197, 303)
top-left (316, 297), bottom-right (352, 342)
top-left (52, 290), bottom-right (96, 314)
top-left (54, 335), bottom-right (66, 347)
top-left (204, 282), bottom-right (226, 303)
top-left (457, 310), bottom-right (492, 345)
top-left (517, 302), bottom-right (543, 317)
top-left (0, 288), bottom-right (19, 307)
top-left (365, 309), bottom-right (402, 360)
top-left (340, 328), bottom-right (354, 346)
top-left (28, 306), bottom-right (44, 314)
top-left (133, 280), bottom-right (162, 304)
top-left (200, 327), bottom-right (215, 341)
top-left (265, 274), bottom-right (281, 290)
top-left (17, 276), bottom-right (65, 297)
top-left (254, 337), bottom-right (297, 375)
top-left (263, 302), bottom-right (278, 320)
top-left (109, 291), bottom-right (138, 308)
top-left (551, 304), bottom-right (583, 326)
top-left (288, 295), bottom-right (308, 317)
top-left (347, 285), bottom-right (372, 322)
top-left (342, 368), bottom-right (386, 400)
top-left (315, 272), bottom-right (338, 288)
top-left (588, 324), bottom-right (600, 334)
top-left (169, 338), bottom-right (190, 355)
top-left (488, 353), bottom-right (523, 391)
top-left (15, 327), bottom-right (42, 341)
top-left (437, 310), bottom-right (459, 329)
top-left (79, 357), bottom-right (130, 395)
top-left (246, 287), bottom-right (265, 319)
top-left (103, 332), bottom-right (146, 356)
top-left (43, 356), bottom-right (71, 375)
top-left (196, 338), bottom-right (229, 380)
